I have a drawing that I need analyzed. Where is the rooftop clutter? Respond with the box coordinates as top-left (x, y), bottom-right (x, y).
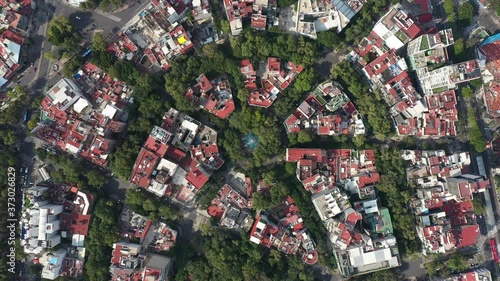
top-left (33, 63), bottom-right (133, 167)
top-left (207, 184), bottom-right (252, 229)
top-left (185, 74), bottom-right (236, 119)
top-left (106, 1), bottom-right (194, 71)
top-left (241, 58), bottom-right (304, 108)
top-left (249, 196), bottom-right (320, 265)
top-left (21, 185), bottom-right (93, 280)
top-left (351, 12), bottom-right (478, 138)
top-left (285, 148), bottom-right (400, 277)
top-left (402, 150), bottom-right (489, 255)
top-left (129, 108), bottom-right (224, 201)
top-left (284, 80), bottom-right (365, 136)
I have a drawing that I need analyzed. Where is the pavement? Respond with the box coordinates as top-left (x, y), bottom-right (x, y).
top-left (477, 7), bottom-right (500, 35)
top-left (313, 50), bottom-right (345, 79)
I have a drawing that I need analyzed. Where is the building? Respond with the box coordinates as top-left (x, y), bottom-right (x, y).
top-left (477, 34), bottom-right (500, 119)
top-left (311, 188), bottom-right (350, 221)
top-left (207, 184), bottom-right (251, 229)
top-left (477, 33), bottom-right (500, 84)
top-left (192, 0), bottom-right (212, 23)
top-left (249, 196), bottom-right (319, 264)
top-left (285, 148), bottom-right (400, 277)
top-left (402, 150), bottom-right (488, 255)
top-left (33, 65), bottom-right (132, 167)
top-left (371, 4), bottom-right (422, 51)
top-left (109, 242), bottom-right (143, 281)
top-left (284, 80), bottom-right (365, 136)
top-left (185, 74), bottom-right (236, 119)
top-left (0, 29), bottom-right (23, 87)
top-left (406, 29), bottom-right (454, 72)
top-left (437, 268), bottom-right (492, 281)
top-left (108, 4), bottom-right (195, 71)
top-left (296, 0), bottom-right (367, 39)
top-left (223, 0), bottom-right (253, 35)
top-left (416, 60), bottom-right (482, 95)
top-left (151, 0), bottom-right (189, 25)
top-left (129, 108), bottom-right (224, 201)
top-left (24, 201), bottom-right (64, 253)
top-left (242, 58), bottom-right (303, 108)
top-left (356, 28), bottom-right (461, 138)
top-left (139, 254), bottom-right (173, 281)
top-left (40, 248), bottom-right (67, 280)
top-left (147, 222), bottom-right (177, 252)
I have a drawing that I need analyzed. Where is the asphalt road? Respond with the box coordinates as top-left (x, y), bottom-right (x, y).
top-left (16, 0), bottom-right (150, 94)
top-left (314, 50), bottom-right (345, 79)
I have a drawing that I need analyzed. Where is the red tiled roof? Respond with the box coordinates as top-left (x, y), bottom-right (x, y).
top-left (130, 148), bottom-right (159, 189)
top-left (186, 168), bottom-right (209, 190)
top-left (453, 224), bottom-right (479, 248)
top-left (60, 213), bottom-right (91, 236)
top-left (479, 39), bottom-right (500, 71)
top-left (286, 148), bottom-right (324, 163)
top-left (213, 99), bottom-right (235, 119)
top-left (413, 0), bottom-right (430, 12)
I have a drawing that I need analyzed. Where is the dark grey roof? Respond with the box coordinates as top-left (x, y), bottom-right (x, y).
top-left (331, 0), bottom-right (356, 20)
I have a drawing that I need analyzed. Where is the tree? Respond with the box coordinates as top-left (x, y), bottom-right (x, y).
top-left (285, 162), bottom-right (296, 175)
top-left (458, 2), bottom-right (474, 25)
top-left (352, 135), bottom-right (366, 148)
top-left (297, 130), bottom-right (313, 143)
top-left (447, 253), bottom-right (468, 272)
top-left (472, 197), bottom-right (485, 215)
top-left (443, 0), bottom-right (455, 15)
top-left (92, 33), bottom-right (108, 51)
top-left (27, 118), bottom-right (38, 131)
top-left (35, 148), bottom-right (49, 160)
top-left (251, 192), bottom-right (273, 210)
top-left (84, 200), bottom-right (120, 281)
top-left (47, 16), bottom-right (81, 50)
top-left (461, 86), bottom-right (474, 99)
top-left (44, 51), bottom-right (58, 61)
top-left (316, 31), bottom-right (340, 49)
top-left (62, 56), bottom-right (84, 77)
top-left (0, 130), bottom-right (16, 145)
top-left (467, 108), bottom-right (487, 153)
top-left (86, 170), bottom-right (107, 187)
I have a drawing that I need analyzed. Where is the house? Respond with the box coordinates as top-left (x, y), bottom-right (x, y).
top-left (207, 184), bottom-right (251, 229)
top-left (403, 150), bottom-right (486, 255)
top-left (371, 4), bottom-right (422, 51)
top-left (41, 249), bottom-right (67, 280)
top-left (284, 81), bottom-right (365, 136)
top-left (129, 108), bottom-right (224, 200)
top-left (185, 74), bottom-right (236, 119)
top-left (249, 197), bottom-right (319, 264)
top-left (286, 148), bottom-right (400, 277)
top-left (243, 58), bottom-right (303, 108)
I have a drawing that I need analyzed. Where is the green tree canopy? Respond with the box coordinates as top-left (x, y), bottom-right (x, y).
top-left (47, 15), bottom-right (81, 50)
top-left (461, 86), bottom-right (474, 99)
top-left (86, 170), bottom-right (107, 187)
top-left (92, 33), bottom-right (108, 51)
